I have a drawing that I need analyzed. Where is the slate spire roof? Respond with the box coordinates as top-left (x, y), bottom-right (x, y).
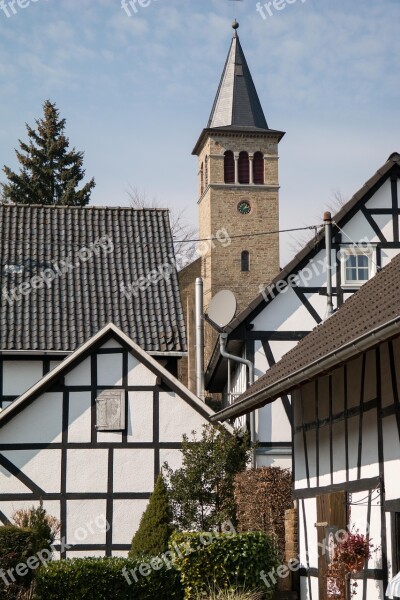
top-left (0, 205), bottom-right (186, 353)
top-left (207, 25), bottom-right (269, 131)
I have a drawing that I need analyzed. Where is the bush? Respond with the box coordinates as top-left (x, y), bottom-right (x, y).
top-left (234, 467), bottom-right (292, 560)
top-left (164, 424), bottom-right (252, 531)
top-left (0, 525), bottom-right (37, 598)
top-left (33, 557), bottom-right (184, 600)
top-left (171, 531), bottom-right (279, 599)
top-left (129, 474), bottom-right (173, 559)
top-left (12, 499), bottom-right (59, 555)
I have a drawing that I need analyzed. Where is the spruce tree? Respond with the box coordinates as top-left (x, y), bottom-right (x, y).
top-left (129, 474), bottom-right (173, 558)
top-left (2, 100), bottom-right (95, 206)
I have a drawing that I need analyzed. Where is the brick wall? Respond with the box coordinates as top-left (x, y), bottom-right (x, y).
top-left (197, 130), bottom-right (281, 313)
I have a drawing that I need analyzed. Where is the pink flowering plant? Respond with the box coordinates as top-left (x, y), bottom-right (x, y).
top-left (327, 528), bottom-right (374, 599)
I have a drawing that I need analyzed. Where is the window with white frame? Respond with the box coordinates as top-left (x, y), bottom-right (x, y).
top-left (341, 248), bottom-right (375, 286)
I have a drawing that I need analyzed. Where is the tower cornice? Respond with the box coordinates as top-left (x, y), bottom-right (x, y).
top-left (192, 127), bottom-right (285, 156)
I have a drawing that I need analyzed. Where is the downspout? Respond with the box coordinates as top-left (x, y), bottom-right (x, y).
top-left (324, 211), bottom-right (334, 320)
top-left (195, 278), bottom-right (205, 401)
top-left (220, 333), bottom-right (256, 468)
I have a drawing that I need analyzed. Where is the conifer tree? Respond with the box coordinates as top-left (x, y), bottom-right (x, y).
top-left (2, 100), bottom-right (95, 206)
top-left (129, 474), bottom-right (174, 558)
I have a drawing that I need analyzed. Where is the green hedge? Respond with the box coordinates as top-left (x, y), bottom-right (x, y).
top-left (33, 532), bottom-right (279, 599)
top-left (33, 557), bottom-right (184, 600)
top-left (0, 525), bottom-right (37, 597)
top-left (171, 531), bottom-right (279, 599)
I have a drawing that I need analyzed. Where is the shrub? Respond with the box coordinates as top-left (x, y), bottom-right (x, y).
top-left (164, 424), bottom-right (252, 531)
top-left (234, 467), bottom-right (292, 560)
top-left (171, 531), bottom-right (279, 599)
top-left (129, 474), bottom-right (173, 559)
top-left (33, 557), bottom-right (184, 600)
top-left (12, 499), bottom-right (59, 554)
top-left (0, 525), bottom-right (36, 598)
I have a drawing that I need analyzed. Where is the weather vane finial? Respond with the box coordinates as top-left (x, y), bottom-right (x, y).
top-left (232, 19), bottom-right (239, 36)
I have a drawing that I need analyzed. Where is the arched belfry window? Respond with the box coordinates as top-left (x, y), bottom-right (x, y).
top-left (241, 250), bottom-right (250, 272)
top-left (224, 151), bottom-right (235, 184)
top-left (238, 151), bottom-right (250, 184)
top-left (253, 152), bottom-right (264, 184)
top-left (205, 156), bottom-right (209, 186)
top-left (200, 162), bottom-right (204, 195)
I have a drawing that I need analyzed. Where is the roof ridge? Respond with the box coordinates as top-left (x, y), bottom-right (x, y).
top-left (223, 153), bottom-right (400, 334)
top-left (0, 204), bottom-right (171, 212)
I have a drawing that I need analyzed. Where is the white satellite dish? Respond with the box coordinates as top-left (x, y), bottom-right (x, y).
top-left (207, 289), bottom-right (237, 329)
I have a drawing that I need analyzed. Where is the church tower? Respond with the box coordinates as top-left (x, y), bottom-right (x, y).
top-left (192, 21), bottom-right (285, 312)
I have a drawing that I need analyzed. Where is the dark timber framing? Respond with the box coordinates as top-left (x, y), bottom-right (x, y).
top-left (0, 325), bottom-right (215, 556)
top-left (293, 340), bottom-right (400, 599)
top-left (206, 158), bottom-right (400, 412)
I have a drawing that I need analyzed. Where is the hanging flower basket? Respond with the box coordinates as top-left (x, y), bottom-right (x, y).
top-left (345, 555), bottom-right (366, 573)
top-left (327, 529), bottom-right (374, 598)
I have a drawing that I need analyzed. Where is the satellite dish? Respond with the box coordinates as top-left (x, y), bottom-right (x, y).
top-left (207, 290), bottom-right (237, 329)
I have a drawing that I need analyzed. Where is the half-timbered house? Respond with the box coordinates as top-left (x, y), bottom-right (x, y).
top-left (0, 204), bottom-right (225, 556)
top-left (206, 152), bottom-right (400, 469)
top-left (0, 323), bottom-right (218, 557)
top-left (213, 251), bottom-right (400, 600)
top-left (0, 204), bottom-right (187, 408)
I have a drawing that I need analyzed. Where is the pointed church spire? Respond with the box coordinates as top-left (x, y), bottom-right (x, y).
top-left (207, 21), bottom-right (269, 130)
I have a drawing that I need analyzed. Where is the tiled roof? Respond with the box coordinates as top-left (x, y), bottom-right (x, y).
top-left (0, 205), bottom-right (186, 353)
top-left (231, 250), bottom-right (400, 410)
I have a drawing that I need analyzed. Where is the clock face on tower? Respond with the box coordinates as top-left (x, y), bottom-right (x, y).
top-left (237, 200), bottom-right (251, 215)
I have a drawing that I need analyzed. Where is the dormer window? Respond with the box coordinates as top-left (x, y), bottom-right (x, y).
top-left (341, 248), bottom-right (375, 287)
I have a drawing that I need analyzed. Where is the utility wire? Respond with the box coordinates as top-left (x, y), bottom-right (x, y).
top-left (173, 224), bottom-right (322, 244)
top-left (2, 225), bottom-right (322, 249)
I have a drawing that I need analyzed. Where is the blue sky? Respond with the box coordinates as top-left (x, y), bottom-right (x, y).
top-left (0, 0), bottom-right (399, 264)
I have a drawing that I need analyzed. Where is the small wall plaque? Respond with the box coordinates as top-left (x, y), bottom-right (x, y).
top-left (96, 390), bottom-right (125, 431)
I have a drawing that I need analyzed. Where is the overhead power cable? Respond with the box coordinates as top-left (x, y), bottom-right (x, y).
top-left (173, 224), bottom-right (322, 244)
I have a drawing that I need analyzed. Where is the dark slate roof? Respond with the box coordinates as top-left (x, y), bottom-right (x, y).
top-left (207, 31), bottom-right (269, 130)
top-left (205, 152), bottom-right (400, 389)
top-left (0, 205), bottom-right (186, 353)
top-left (221, 249), bottom-right (400, 417)
top-left (192, 27), bottom-right (285, 156)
